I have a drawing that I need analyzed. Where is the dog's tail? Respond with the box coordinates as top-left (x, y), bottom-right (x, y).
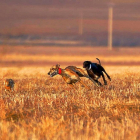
top-left (96, 58), bottom-right (101, 65)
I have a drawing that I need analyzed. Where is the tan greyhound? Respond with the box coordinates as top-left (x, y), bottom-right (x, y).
top-left (48, 64), bottom-right (99, 90)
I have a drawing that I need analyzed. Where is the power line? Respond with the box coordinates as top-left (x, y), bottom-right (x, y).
top-left (108, 6), bottom-right (113, 50)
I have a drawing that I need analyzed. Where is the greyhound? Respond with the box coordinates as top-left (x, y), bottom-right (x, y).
top-left (48, 64), bottom-right (99, 90)
top-left (83, 58), bottom-right (111, 86)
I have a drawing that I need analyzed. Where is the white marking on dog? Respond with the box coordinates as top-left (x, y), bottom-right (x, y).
top-left (89, 64), bottom-right (91, 70)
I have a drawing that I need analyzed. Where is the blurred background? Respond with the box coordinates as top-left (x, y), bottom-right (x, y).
top-left (0, 0), bottom-right (140, 67)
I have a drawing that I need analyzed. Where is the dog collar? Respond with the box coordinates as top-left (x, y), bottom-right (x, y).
top-left (58, 68), bottom-right (62, 74)
top-left (88, 64), bottom-right (91, 70)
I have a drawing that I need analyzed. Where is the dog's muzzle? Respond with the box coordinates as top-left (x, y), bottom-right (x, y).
top-left (83, 64), bottom-right (86, 68)
top-left (83, 65), bottom-right (88, 70)
top-left (83, 64), bottom-right (88, 69)
top-left (50, 71), bottom-right (58, 77)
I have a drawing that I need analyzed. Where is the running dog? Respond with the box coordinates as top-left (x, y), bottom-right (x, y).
top-left (83, 58), bottom-right (111, 86)
top-left (4, 79), bottom-right (15, 91)
top-left (48, 64), bottom-right (99, 90)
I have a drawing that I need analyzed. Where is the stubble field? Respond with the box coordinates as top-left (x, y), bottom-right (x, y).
top-left (0, 67), bottom-right (140, 140)
top-left (0, 46), bottom-right (140, 140)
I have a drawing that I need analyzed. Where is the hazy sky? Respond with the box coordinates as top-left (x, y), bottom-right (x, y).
top-left (0, 0), bottom-right (140, 35)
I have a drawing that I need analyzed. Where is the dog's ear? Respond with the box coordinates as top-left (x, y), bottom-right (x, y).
top-left (56, 64), bottom-right (60, 68)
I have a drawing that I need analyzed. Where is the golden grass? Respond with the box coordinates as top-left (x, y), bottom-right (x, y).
top-left (0, 66), bottom-right (140, 139)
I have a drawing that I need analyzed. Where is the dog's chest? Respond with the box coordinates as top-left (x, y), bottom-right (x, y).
top-left (87, 69), bottom-right (95, 76)
top-left (87, 70), bottom-right (98, 79)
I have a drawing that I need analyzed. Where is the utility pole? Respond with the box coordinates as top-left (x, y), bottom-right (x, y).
top-left (79, 11), bottom-right (83, 35)
top-left (108, 6), bottom-right (113, 50)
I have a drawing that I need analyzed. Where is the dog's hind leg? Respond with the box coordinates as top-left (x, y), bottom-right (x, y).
top-left (79, 80), bottom-right (90, 90)
top-left (98, 65), bottom-right (111, 81)
top-left (103, 71), bottom-right (111, 81)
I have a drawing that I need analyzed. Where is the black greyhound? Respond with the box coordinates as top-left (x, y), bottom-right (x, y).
top-left (83, 58), bottom-right (111, 86)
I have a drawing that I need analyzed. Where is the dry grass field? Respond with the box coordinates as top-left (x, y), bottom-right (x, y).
top-left (0, 46), bottom-right (140, 139)
top-left (0, 66), bottom-right (140, 140)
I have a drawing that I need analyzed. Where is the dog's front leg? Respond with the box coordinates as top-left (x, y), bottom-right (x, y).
top-left (94, 76), bottom-right (103, 86)
top-left (103, 71), bottom-right (111, 81)
top-left (68, 83), bottom-right (78, 91)
top-left (88, 77), bottom-right (100, 87)
top-left (95, 75), bottom-right (100, 81)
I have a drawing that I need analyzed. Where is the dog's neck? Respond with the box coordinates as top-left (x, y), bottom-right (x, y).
top-left (58, 68), bottom-right (62, 74)
top-left (58, 68), bottom-right (68, 77)
top-left (88, 64), bottom-right (92, 70)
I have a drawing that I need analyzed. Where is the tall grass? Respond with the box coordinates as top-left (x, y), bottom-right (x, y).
top-left (0, 67), bottom-right (140, 140)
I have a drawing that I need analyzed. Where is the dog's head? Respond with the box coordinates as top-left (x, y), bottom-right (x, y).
top-left (48, 64), bottom-right (60, 77)
top-left (83, 61), bottom-right (92, 70)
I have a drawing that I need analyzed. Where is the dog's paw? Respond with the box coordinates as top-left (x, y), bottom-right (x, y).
top-left (104, 81), bottom-right (107, 85)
